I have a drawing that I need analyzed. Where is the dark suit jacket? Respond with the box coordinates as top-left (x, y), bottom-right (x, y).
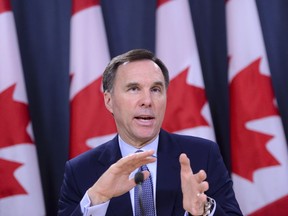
top-left (58, 129), bottom-right (242, 216)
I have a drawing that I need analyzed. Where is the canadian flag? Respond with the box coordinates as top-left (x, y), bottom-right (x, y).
top-left (69, 0), bottom-right (115, 158)
top-left (0, 0), bottom-right (45, 215)
top-left (227, 0), bottom-right (288, 215)
top-left (156, 0), bottom-right (215, 141)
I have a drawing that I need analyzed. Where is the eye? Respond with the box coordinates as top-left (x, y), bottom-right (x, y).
top-left (128, 86), bottom-right (139, 92)
top-left (151, 86), bottom-right (162, 93)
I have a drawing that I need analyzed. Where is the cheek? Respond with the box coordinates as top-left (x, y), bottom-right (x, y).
top-left (113, 98), bottom-right (131, 114)
top-left (156, 99), bottom-right (167, 115)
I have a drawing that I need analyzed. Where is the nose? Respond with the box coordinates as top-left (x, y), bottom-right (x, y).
top-left (140, 90), bottom-right (152, 107)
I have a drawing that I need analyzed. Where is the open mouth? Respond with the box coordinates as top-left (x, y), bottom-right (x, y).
top-left (135, 116), bottom-right (154, 120)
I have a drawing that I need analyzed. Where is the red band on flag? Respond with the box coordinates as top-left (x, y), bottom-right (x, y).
top-left (157, 0), bottom-right (171, 8)
top-left (72, 0), bottom-right (100, 15)
top-left (249, 195), bottom-right (288, 216)
top-left (0, 0), bottom-right (11, 14)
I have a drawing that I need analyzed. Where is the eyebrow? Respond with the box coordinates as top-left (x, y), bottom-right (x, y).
top-left (153, 81), bottom-right (164, 87)
top-left (126, 82), bottom-right (139, 88)
top-left (126, 81), bottom-right (165, 88)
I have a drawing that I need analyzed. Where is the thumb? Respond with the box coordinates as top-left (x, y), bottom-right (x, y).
top-left (179, 153), bottom-right (194, 175)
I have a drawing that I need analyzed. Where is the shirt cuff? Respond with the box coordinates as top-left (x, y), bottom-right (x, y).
top-left (80, 191), bottom-right (110, 216)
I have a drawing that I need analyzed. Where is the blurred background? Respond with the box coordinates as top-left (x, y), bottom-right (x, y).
top-left (1, 0), bottom-right (288, 215)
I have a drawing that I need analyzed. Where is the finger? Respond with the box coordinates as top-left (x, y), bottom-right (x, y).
top-left (187, 192), bottom-right (207, 215)
top-left (121, 149), bottom-right (156, 164)
top-left (179, 153), bottom-right (194, 175)
top-left (196, 191), bottom-right (207, 199)
top-left (116, 150), bottom-right (156, 172)
top-left (198, 181), bottom-right (209, 194)
top-left (196, 193), bottom-right (208, 211)
top-left (126, 149), bottom-right (155, 159)
top-left (134, 149), bottom-right (155, 157)
top-left (130, 150), bottom-right (156, 167)
top-left (195, 170), bottom-right (207, 183)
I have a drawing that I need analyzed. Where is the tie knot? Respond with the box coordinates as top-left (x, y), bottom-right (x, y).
top-left (134, 150), bottom-right (149, 171)
top-left (140, 165), bottom-right (149, 171)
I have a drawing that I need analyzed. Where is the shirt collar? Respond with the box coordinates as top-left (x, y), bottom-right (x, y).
top-left (118, 135), bottom-right (159, 158)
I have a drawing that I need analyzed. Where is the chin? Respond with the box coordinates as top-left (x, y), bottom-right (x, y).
top-left (136, 129), bottom-right (158, 141)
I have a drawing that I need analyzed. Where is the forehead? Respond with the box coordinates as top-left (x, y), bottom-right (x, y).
top-left (116, 59), bottom-right (165, 84)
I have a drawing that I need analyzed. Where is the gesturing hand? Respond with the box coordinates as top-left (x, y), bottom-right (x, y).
top-left (88, 150), bottom-right (156, 205)
top-left (179, 153), bottom-right (209, 215)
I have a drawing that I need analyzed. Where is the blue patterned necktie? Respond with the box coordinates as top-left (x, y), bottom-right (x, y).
top-left (134, 155), bottom-right (156, 216)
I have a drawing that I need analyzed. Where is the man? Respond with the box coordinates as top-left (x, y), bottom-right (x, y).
top-left (58, 49), bottom-right (242, 215)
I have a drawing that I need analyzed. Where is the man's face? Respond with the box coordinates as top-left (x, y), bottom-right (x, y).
top-left (104, 59), bottom-right (167, 147)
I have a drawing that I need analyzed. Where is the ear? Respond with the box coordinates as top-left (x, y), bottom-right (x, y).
top-left (104, 91), bottom-right (113, 114)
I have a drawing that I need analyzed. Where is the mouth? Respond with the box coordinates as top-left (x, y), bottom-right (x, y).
top-left (135, 115), bottom-right (155, 120)
top-left (134, 115), bottom-right (155, 126)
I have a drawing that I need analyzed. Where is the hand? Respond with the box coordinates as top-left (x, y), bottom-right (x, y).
top-left (88, 150), bottom-right (156, 205)
top-left (179, 153), bottom-right (209, 215)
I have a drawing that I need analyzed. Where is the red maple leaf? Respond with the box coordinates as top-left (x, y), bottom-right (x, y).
top-left (70, 76), bottom-right (116, 158)
top-left (0, 158), bottom-right (27, 198)
top-left (162, 67), bottom-right (209, 132)
top-left (0, 84), bottom-right (33, 148)
top-left (0, 84), bottom-right (32, 198)
top-left (230, 58), bottom-right (280, 181)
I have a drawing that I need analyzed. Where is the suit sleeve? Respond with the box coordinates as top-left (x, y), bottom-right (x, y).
top-left (206, 142), bottom-right (243, 216)
top-left (58, 161), bottom-right (84, 216)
